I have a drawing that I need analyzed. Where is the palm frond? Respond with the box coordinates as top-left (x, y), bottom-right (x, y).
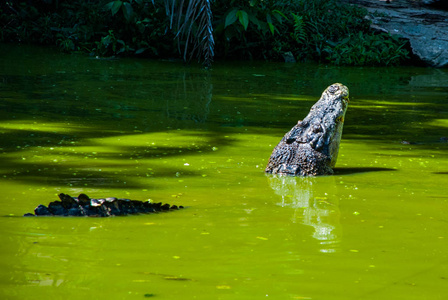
top-left (165, 0), bottom-right (214, 68)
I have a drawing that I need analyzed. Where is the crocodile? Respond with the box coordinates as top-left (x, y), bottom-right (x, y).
top-left (265, 83), bottom-right (349, 176)
top-left (23, 193), bottom-right (183, 217)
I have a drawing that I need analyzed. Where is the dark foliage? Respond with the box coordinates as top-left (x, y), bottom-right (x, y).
top-left (0, 0), bottom-right (410, 66)
top-left (165, 0), bottom-right (215, 68)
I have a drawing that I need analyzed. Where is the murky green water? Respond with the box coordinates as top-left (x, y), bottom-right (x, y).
top-left (1, 44), bottom-right (447, 300)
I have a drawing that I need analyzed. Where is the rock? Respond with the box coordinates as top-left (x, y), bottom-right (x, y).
top-left (282, 52), bottom-right (296, 63)
top-left (422, 0), bottom-right (448, 10)
top-left (34, 204), bottom-right (52, 216)
top-left (58, 193), bottom-right (77, 208)
top-left (348, 0), bottom-right (448, 67)
top-left (77, 193), bottom-right (91, 206)
top-left (68, 207), bottom-right (83, 216)
top-left (24, 193), bottom-right (184, 217)
top-left (90, 198), bottom-right (104, 207)
top-left (48, 201), bottom-right (68, 216)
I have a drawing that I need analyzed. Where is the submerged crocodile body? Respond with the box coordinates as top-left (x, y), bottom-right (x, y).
top-left (265, 83), bottom-right (349, 176)
top-left (24, 193), bottom-right (183, 217)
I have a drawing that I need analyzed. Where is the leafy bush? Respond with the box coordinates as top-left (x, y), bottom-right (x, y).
top-left (0, 0), bottom-right (410, 66)
top-left (267, 0), bottom-right (409, 65)
top-left (212, 0), bottom-right (288, 59)
top-left (1, 0), bottom-right (175, 57)
top-left (324, 32), bottom-right (409, 66)
top-left (101, 0), bottom-right (175, 57)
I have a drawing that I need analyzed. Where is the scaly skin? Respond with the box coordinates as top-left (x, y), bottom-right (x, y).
top-left (265, 83), bottom-right (349, 176)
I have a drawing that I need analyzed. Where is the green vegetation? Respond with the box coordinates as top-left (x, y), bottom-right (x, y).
top-left (0, 0), bottom-right (409, 66)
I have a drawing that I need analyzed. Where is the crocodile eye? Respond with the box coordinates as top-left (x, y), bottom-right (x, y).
top-left (286, 138), bottom-right (295, 144)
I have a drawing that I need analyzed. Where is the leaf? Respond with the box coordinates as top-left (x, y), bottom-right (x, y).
top-left (326, 40), bottom-right (337, 47)
top-left (272, 9), bottom-right (287, 22)
top-left (339, 36), bottom-right (350, 45)
top-left (102, 35), bottom-right (112, 46)
top-left (107, 1), bottom-right (122, 16)
top-left (249, 0), bottom-right (258, 7)
top-left (225, 8), bottom-right (238, 28)
top-left (268, 22), bottom-right (275, 35)
top-left (104, 1), bottom-right (114, 11)
top-left (165, 0), bottom-right (214, 67)
top-left (236, 10), bottom-right (249, 30)
top-left (266, 14), bottom-right (274, 35)
top-left (122, 2), bottom-right (133, 21)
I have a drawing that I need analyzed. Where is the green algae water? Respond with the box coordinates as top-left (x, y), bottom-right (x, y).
top-left (1, 44), bottom-right (447, 300)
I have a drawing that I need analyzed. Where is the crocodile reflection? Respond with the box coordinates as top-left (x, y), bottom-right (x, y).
top-left (268, 175), bottom-right (341, 253)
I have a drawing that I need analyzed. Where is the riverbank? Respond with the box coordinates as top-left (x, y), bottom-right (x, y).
top-left (348, 0), bottom-right (448, 67)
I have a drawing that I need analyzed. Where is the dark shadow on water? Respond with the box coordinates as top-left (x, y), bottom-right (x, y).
top-left (334, 167), bottom-right (397, 175)
top-left (0, 132), bottom-right (234, 189)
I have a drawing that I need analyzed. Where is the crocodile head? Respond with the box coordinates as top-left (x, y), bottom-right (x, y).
top-left (306, 83), bottom-right (349, 167)
top-left (265, 83), bottom-right (349, 176)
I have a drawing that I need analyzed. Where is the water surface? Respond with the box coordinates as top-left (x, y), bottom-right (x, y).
top-left (1, 44), bottom-right (447, 300)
